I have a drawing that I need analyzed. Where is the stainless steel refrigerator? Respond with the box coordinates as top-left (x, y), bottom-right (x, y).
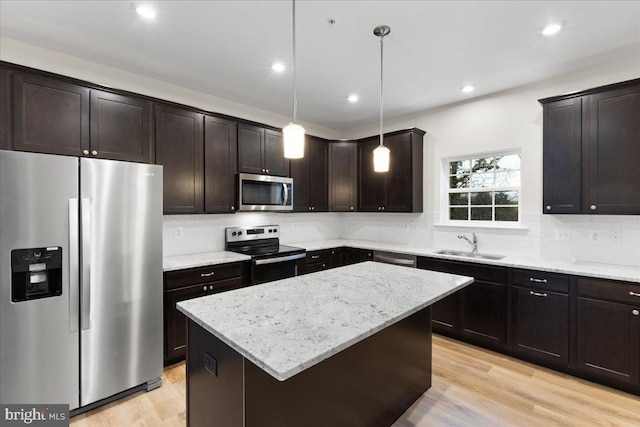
top-left (0, 150), bottom-right (163, 410)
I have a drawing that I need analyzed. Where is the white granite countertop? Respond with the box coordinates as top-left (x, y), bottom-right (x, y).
top-left (163, 238), bottom-right (639, 283)
top-left (177, 261), bottom-right (473, 381)
top-left (163, 251), bottom-right (250, 271)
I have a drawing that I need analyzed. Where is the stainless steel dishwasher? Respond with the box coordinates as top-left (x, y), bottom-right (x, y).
top-left (373, 250), bottom-right (417, 268)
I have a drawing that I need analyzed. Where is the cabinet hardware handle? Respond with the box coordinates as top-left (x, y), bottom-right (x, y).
top-left (266, 169), bottom-right (269, 173)
top-left (83, 149), bottom-right (89, 155)
top-left (633, 310), bottom-right (639, 316)
top-left (545, 205), bottom-right (551, 211)
top-left (350, 206), bottom-right (354, 210)
top-left (322, 263), bottom-right (326, 267)
top-left (308, 207), bottom-right (311, 211)
top-left (209, 285), bottom-right (214, 291)
top-left (529, 278), bottom-right (548, 283)
top-left (200, 272), bottom-right (215, 277)
top-left (382, 206), bottom-right (385, 210)
top-left (91, 150), bottom-right (98, 156)
top-left (590, 204), bottom-right (597, 211)
top-left (529, 291), bottom-right (548, 298)
top-left (231, 206), bottom-right (235, 211)
top-left (202, 286), bottom-right (207, 291)
top-left (630, 292), bottom-right (640, 297)
top-left (311, 255), bottom-right (320, 259)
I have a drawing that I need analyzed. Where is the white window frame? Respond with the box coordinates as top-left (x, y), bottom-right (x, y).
top-left (440, 149), bottom-right (522, 228)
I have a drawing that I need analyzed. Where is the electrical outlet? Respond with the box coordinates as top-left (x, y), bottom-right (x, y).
top-left (204, 352), bottom-right (217, 377)
top-left (588, 230), bottom-right (600, 242)
top-left (292, 223), bottom-right (297, 231)
top-left (554, 229), bottom-right (570, 241)
top-left (608, 230), bottom-right (620, 245)
top-left (174, 227), bottom-right (183, 239)
top-left (404, 224), bottom-right (409, 231)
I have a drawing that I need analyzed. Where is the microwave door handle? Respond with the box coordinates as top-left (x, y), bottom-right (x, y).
top-left (283, 182), bottom-right (289, 206)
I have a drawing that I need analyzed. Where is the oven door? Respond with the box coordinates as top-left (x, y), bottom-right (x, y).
top-left (238, 173), bottom-right (293, 211)
top-left (251, 253), bottom-right (306, 285)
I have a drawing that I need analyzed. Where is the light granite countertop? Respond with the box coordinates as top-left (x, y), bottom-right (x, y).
top-left (177, 261), bottom-right (473, 381)
top-left (163, 238), bottom-right (639, 283)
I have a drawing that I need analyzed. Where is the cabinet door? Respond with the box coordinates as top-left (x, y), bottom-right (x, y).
top-left (511, 286), bottom-right (569, 367)
top-left (432, 292), bottom-right (460, 334)
top-left (90, 90), bottom-right (150, 162)
top-left (308, 137), bottom-right (328, 211)
top-left (238, 124), bottom-right (264, 174)
top-left (204, 115), bottom-right (237, 213)
top-left (358, 137), bottom-right (385, 211)
top-left (12, 72), bottom-right (89, 156)
top-left (577, 297), bottom-right (640, 385)
top-left (0, 68), bottom-right (9, 150)
top-left (329, 248), bottom-right (343, 268)
top-left (264, 129), bottom-right (289, 176)
top-left (586, 85), bottom-right (640, 214)
top-left (155, 104), bottom-right (204, 214)
top-left (343, 247), bottom-right (363, 265)
top-left (542, 98), bottom-right (583, 214)
top-left (289, 156), bottom-right (309, 212)
top-left (460, 281), bottom-right (506, 347)
top-left (329, 142), bottom-right (357, 212)
top-left (383, 133), bottom-right (413, 212)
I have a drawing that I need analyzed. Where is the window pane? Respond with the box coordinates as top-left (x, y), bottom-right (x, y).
top-left (471, 207), bottom-right (492, 220)
top-left (449, 174), bottom-right (470, 189)
top-left (495, 191), bottom-right (518, 205)
top-left (496, 154), bottom-right (521, 170)
top-left (469, 172), bottom-right (495, 188)
top-left (450, 207), bottom-right (469, 220)
top-left (496, 207), bottom-right (518, 221)
top-left (471, 157), bottom-right (494, 173)
top-left (495, 170), bottom-right (521, 187)
top-left (449, 160), bottom-right (471, 175)
top-left (470, 191), bottom-right (492, 205)
top-left (449, 193), bottom-right (468, 205)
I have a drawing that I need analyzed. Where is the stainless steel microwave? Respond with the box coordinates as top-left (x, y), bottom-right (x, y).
top-left (238, 173), bottom-right (293, 211)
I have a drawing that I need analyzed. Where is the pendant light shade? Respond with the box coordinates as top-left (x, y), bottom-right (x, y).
top-left (283, 0), bottom-right (305, 159)
top-left (283, 122), bottom-right (305, 159)
top-left (373, 25), bottom-right (391, 173)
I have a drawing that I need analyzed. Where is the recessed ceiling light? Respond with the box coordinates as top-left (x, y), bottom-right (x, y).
top-left (461, 85), bottom-right (474, 93)
top-left (348, 94), bottom-right (359, 103)
top-left (272, 63), bottom-right (286, 73)
top-left (542, 22), bottom-right (563, 36)
top-left (136, 5), bottom-right (156, 20)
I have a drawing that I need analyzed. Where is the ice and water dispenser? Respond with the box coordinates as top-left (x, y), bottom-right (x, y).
top-left (11, 247), bottom-right (62, 302)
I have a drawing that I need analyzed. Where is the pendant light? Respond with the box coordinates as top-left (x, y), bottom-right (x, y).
top-left (373, 25), bottom-right (390, 173)
top-left (283, 0), bottom-right (305, 159)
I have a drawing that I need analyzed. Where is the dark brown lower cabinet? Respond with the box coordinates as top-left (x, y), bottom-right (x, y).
top-left (460, 281), bottom-right (506, 347)
top-left (430, 292), bottom-right (459, 333)
top-left (511, 286), bottom-right (569, 367)
top-left (164, 262), bottom-right (247, 365)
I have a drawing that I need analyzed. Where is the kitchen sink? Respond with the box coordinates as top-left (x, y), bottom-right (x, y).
top-left (434, 249), bottom-right (505, 260)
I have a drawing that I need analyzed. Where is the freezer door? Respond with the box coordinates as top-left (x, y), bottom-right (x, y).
top-left (0, 150), bottom-right (80, 409)
top-left (80, 158), bottom-right (163, 406)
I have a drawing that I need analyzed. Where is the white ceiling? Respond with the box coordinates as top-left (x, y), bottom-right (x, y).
top-left (1, 1), bottom-right (639, 131)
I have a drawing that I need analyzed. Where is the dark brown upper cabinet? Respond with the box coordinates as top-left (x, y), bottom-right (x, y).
top-left (290, 136), bottom-right (328, 212)
top-left (238, 124), bottom-right (289, 177)
top-left (357, 129), bottom-right (424, 213)
top-left (204, 115), bottom-right (238, 213)
top-left (0, 68), bottom-right (10, 150)
top-left (90, 90), bottom-right (151, 163)
top-left (329, 141), bottom-right (357, 212)
top-left (12, 72), bottom-right (90, 157)
top-left (540, 79), bottom-right (640, 215)
top-left (155, 103), bottom-right (204, 214)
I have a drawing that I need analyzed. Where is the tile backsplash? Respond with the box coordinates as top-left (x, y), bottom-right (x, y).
top-left (163, 212), bottom-right (640, 267)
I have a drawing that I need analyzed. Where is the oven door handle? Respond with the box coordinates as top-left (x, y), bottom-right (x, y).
top-left (254, 253), bottom-right (306, 266)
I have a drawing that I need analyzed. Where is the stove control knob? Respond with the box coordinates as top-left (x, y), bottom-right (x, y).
top-left (232, 232), bottom-right (237, 236)
top-left (238, 231), bottom-right (243, 235)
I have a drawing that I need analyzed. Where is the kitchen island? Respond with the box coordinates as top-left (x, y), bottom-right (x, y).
top-left (177, 261), bottom-right (473, 427)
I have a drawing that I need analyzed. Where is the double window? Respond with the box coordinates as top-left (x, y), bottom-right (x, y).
top-left (445, 151), bottom-right (521, 223)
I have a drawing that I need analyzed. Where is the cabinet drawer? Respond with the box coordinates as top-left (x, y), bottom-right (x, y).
top-left (165, 262), bottom-right (244, 291)
top-left (418, 257), bottom-right (507, 283)
top-left (306, 262), bottom-right (328, 274)
top-left (511, 269), bottom-right (569, 293)
top-left (306, 250), bottom-right (329, 264)
top-left (578, 278), bottom-right (640, 306)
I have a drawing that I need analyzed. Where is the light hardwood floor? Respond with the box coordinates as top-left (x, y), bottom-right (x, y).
top-left (70, 335), bottom-right (640, 426)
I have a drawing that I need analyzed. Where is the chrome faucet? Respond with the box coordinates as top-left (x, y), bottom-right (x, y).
top-left (458, 233), bottom-right (478, 253)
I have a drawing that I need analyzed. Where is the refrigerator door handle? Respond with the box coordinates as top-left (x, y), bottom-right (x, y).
top-left (81, 198), bottom-right (91, 330)
top-left (69, 199), bottom-right (79, 333)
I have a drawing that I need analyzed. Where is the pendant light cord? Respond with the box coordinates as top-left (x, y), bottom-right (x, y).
top-left (292, 0), bottom-right (297, 124)
top-left (379, 33), bottom-right (384, 146)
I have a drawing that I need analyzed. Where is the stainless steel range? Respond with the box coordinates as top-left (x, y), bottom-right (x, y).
top-left (225, 225), bottom-right (305, 285)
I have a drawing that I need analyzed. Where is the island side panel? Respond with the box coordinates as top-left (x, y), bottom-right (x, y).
top-left (244, 307), bottom-right (432, 427)
top-left (186, 320), bottom-right (244, 427)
